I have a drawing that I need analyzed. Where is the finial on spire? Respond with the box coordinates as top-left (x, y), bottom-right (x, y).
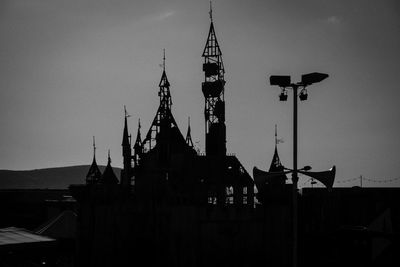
top-left (124, 105), bottom-right (131, 118)
top-left (93, 136), bottom-right (96, 158)
top-left (209, 1), bottom-right (213, 22)
top-left (138, 118), bottom-right (141, 129)
top-left (108, 149), bottom-right (111, 164)
top-left (274, 124), bottom-right (284, 146)
top-left (163, 48), bottom-right (166, 72)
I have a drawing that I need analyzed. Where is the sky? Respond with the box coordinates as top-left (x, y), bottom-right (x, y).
top-left (0, 0), bottom-right (399, 187)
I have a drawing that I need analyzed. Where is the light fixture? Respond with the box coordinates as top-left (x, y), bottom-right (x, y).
top-left (299, 89), bottom-right (308, 101)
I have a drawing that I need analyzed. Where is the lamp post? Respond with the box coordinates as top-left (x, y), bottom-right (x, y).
top-left (269, 72), bottom-right (328, 267)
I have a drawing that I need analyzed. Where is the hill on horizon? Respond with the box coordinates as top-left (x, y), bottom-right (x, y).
top-left (0, 165), bottom-right (122, 189)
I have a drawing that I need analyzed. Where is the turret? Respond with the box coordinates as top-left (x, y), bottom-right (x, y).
top-left (100, 150), bottom-right (119, 185)
top-left (86, 136), bottom-right (102, 184)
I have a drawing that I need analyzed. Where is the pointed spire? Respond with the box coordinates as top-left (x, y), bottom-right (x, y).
top-left (135, 119), bottom-right (142, 145)
top-left (134, 119), bottom-right (143, 154)
top-left (133, 118), bottom-right (143, 166)
top-left (86, 136), bottom-right (102, 184)
top-left (142, 49), bottom-right (184, 151)
top-left (202, 6), bottom-right (222, 58)
top-left (265, 125), bottom-right (287, 185)
top-left (100, 150), bottom-right (119, 185)
top-left (269, 125), bottom-right (284, 172)
top-left (159, 49), bottom-right (170, 88)
top-left (122, 105), bottom-right (130, 147)
top-left (186, 117), bottom-right (194, 147)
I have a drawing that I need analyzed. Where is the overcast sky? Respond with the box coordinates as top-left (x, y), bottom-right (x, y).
top-left (1, 0), bottom-right (400, 187)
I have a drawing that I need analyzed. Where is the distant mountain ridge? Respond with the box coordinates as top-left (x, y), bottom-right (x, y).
top-left (0, 165), bottom-right (122, 189)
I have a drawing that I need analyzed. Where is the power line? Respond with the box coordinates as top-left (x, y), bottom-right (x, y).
top-left (362, 176), bottom-right (400, 183)
top-left (301, 176), bottom-right (400, 187)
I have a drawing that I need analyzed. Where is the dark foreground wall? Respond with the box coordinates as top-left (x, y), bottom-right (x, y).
top-left (0, 189), bottom-right (75, 229)
top-left (70, 184), bottom-right (292, 267)
top-left (0, 189), bottom-right (77, 267)
top-left (300, 187), bottom-right (400, 267)
top-left (70, 185), bottom-right (400, 267)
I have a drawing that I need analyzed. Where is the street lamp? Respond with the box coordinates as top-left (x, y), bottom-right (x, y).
top-left (269, 72), bottom-right (328, 267)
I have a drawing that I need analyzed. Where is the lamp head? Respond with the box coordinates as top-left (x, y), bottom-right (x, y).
top-left (270, 75), bottom-right (291, 87)
top-left (301, 72), bottom-right (328, 86)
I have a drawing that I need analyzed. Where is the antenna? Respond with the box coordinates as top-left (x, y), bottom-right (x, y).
top-left (209, 1), bottom-right (213, 22)
top-left (275, 124), bottom-right (277, 146)
top-left (108, 149), bottom-right (111, 164)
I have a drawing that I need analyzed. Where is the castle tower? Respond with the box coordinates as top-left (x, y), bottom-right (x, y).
top-left (202, 4), bottom-right (226, 156)
top-left (121, 106), bottom-right (132, 187)
top-left (86, 136), bottom-right (102, 184)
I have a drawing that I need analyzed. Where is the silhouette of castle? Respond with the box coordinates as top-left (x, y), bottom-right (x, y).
top-left (82, 8), bottom-right (254, 208)
top-left (69, 8), bottom-right (400, 267)
top-left (70, 9), bottom-right (259, 267)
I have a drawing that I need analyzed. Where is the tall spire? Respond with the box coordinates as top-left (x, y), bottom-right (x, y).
top-left (135, 119), bottom-right (142, 145)
top-left (121, 106), bottom-right (133, 187)
top-left (202, 5), bottom-right (226, 156)
top-left (86, 136), bottom-right (102, 184)
top-left (134, 119), bottom-right (142, 153)
top-left (186, 117), bottom-right (194, 148)
top-left (122, 105), bottom-right (131, 148)
top-left (143, 50), bottom-right (182, 151)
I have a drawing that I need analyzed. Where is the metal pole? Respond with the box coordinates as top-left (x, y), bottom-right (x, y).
top-left (292, 85), bottom-right (298, 267)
